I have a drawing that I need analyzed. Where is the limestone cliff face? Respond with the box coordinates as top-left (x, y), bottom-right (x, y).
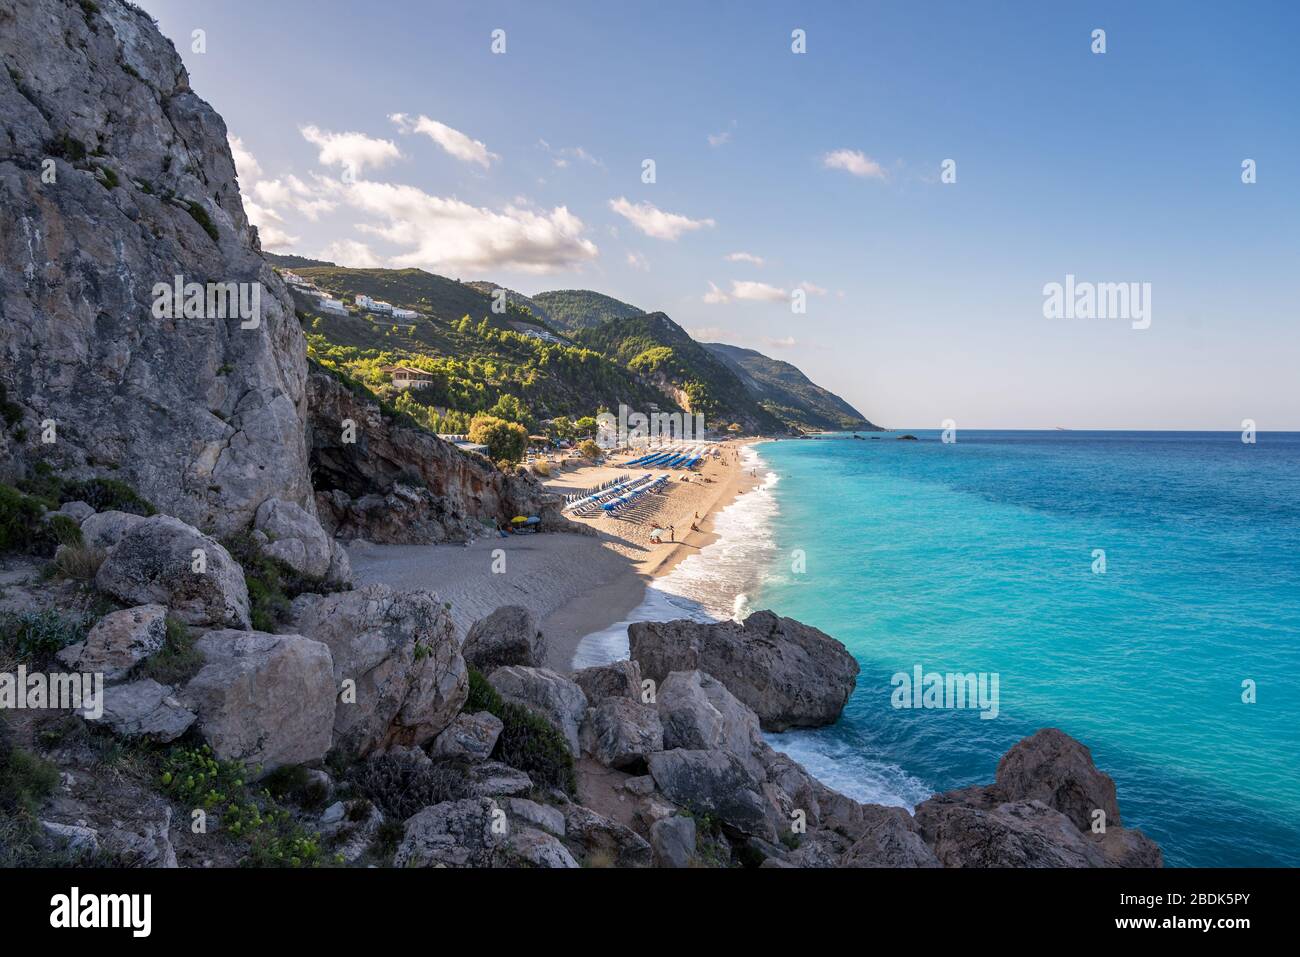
top-left (307, 367), bottom-right (574, 544)
top-left (0, 0), bottom-right (313, 532)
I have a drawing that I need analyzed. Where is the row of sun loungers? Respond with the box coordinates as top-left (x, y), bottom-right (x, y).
top-left (564, 474), bottom-right (656, 515)
top-left (623, 446), bottom-right (706, 469)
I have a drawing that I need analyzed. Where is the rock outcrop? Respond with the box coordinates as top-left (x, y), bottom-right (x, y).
top-left (487, 666), bottom-right (588, 755)
top-left (253, 498), bottom-right (334, 581)
top-left (290, 584), bottom-right (467, 756)
top-left (630, 611), bottom-right (859, 731)
top-left (0, 0), bottom-right (315, 533)
top-left (306, 367), bottom-right (574, 544)
top-left (181, 629), bottom-right (335, 773)
top-left (55, 603), bottom-right (167, 681)
top-left (462, 605), bottom-right (547, 673)
top-left (96, 516), bottom-right (251, 629)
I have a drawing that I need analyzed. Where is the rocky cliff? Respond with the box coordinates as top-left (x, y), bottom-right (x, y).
top-left (0, 0), bottom-right (313, 533)
top-left (307, 365), bottom-right (571, 543)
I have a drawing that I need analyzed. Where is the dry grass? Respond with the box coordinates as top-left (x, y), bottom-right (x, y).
top-left (53, 544), bottom-right (106, 581)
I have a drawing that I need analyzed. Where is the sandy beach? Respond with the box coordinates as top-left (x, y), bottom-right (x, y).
top-left (350, 439), bottom-right (760, 672)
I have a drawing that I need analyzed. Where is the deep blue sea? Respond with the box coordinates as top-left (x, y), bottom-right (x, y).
top-left (752, 430), bottom-right (1300, 867)
top-left (574, 431), bottom-right (1300, 866)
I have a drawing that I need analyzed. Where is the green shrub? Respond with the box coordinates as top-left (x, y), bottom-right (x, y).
top-left (493, 702), bottom-right (576, 795)
top-left (0, 609), bottom-right (93, 660)
top-left (138, 616), bottom-right (203, 685)
top-left (185, 201), bottom-right (219, 242)
top-left (43, 133), bottom-right (87, 162)
top-left (351, 752), bottom-right (471, 821)
top-left (160, 744), bottom-right (335, 868)
top-left (262, 765), bottom-right (330, 811)
top-left (15, 466), bottom-right (155, 517)
top-left (0, 484), bottom-right (48, 553)
top-left (462, 666), bottom-right (575, 794)
top-left (465, 666), bottom-right (503, 713)
top-left (46, 513), bottom-right (82, 547)
top-left (0, 382), bottom-right (22, 428)
top-left (222, 532), bottom-right (327, 632)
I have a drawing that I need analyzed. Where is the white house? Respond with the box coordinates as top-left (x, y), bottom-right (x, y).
top-left (384, 365), bottom-right (434, 390)
top-left (355, 294), bottom-right (394, 315)
top-left (317, 297), bottom-right (348, 315)
top-left (392, 307), bottom-right (419, 320)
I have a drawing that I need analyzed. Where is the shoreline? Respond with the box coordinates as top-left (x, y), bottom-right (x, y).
top-left (539, 438), bottom-right (763, 670)
top-left (348, 438), bottom-right (767, 674)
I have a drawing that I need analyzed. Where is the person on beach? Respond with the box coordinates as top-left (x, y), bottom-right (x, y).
top-left (669, 525), bottom-right (675, 542)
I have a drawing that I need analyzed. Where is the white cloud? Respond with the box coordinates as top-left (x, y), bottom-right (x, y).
top-left (708, 120), bottom-right (736, 148)
top-left (319, 239), bottom-right (383, 268)
top-left (258, 224), bottom-right (300, 251)
top-left (608, 197), bottom-right (715, 240)
top-left (823, 148), bottom-right (887, 180)
top-left (538, 139), bottom-right (603, 168)
top-left (703, 281), bottom-right (730, 304)
top-left (689, 326), bottom-right (732, 342)
top-left (228, 134), bottom-right (261, 181)
top-left (763, 336), bottom-right (797, 349)
top-left (626, 251), bottom-right (650, 271)
top-left (726, 251), bottom-right (764, 266)
top-left (253, 175), bottom-right (337, 221)
top-left (330, 177), bottom-right (599, 274)
top-left (731, 280), bottom-right (788, 302)
top-left (391, 113), bottom-right (498, 168)
top-left (300, 125), bottom-right (401, 175)
top-left (798, 280), bottom-right (828, 296)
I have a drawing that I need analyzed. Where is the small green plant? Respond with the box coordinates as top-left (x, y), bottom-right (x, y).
top-left (0, 609), bottom-right (93, 660)
top-left (184, 201), bottom-right (219, 242)
top-left (222, 532), bottom-right (327, 632)
top-left (262, 764), bottom-right (329, 811)
top-left (96, 165), bottom-right (119, 189)
top-left (0, 484), bottom-right (50, 553)
top-left (46, 513), bottom-right (83, 547)
top-left (43, 133), bottom-right (87, 163)
top-left (160, 745), bottom-right (331, 868)
top-left (138, 617), bottom-right (203, 685)
top-left (0, 382), bottom-right (22, 428)
top-left (465, 666), bottom-right (503, 713)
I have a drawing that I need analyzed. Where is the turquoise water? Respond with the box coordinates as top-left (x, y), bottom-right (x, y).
top-left (754, 431), bottom-right (1300, 867)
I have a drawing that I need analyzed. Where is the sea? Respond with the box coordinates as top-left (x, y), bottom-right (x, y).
top-left (573, 431), bottom-right (1300, 867)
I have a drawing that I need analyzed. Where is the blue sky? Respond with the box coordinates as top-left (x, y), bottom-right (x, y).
top-left (145, 0), bottom-right (1299, 429)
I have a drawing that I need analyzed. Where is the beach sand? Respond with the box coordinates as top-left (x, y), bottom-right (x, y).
top-left (349, 439), bottom-right (759, 673)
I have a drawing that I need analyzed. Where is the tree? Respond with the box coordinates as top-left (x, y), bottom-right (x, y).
top-left (727, 423), bottom-right (744, 433)
top-left (578, 439), bottom-right (602, 460)
top-left (470, 414), bottom-right (527, 464)
top-left (487, 393), bottom-right (534, 432)
top-left (574, 416), bottom-right (598, 439)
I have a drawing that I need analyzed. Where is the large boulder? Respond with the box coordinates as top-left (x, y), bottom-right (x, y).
top-left (506, 826), bottom-right (579, 868)
top-left (254, 498), bottom-right (333, 581)
top-left (56, 603), bottom-right (167, 682)
top-left (840, 805), bottom-right (940, 868)
top-left (181, 630), bottom-right (335, 773)
top-left (915, 797), bottom-right (1106, 868)
top-left (429, 711), bottom-right (503, 762)
top-left (562, 803), bottom-right (654, 868)
top-left (650, 815), bottom-right (696, 868)
top-left (629, 611), bottom-right (858, 731)
top-left (579, 698), bottom-right (663, 771)
top-left (290, 584), bottom-right (467, 756)
top-left (79, 511), bottom-right (146, 550)
top-left (488, 666), bottom-right (588, 754)
top-left (647, 749), bottom-right (774, 840)
top-left (462, 605), bottom-right (547, 673)
top-left (394, 798), bottom-right (504, 868)
top-left (655, 670), bottom-right (766, 778)
top-left (572, 660), bottom-right (642, 703)
top-left (89, 678), bottom-right (196, 743)
top-left (994, 728), bottom-right (1121, 831)
top-left (96, 516), bottom-right (251, 629)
